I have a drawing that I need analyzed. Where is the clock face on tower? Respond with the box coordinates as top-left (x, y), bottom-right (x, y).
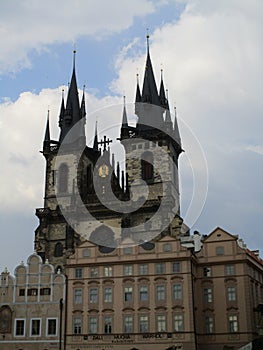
top-left (98, 164), bottom-right (109, 178)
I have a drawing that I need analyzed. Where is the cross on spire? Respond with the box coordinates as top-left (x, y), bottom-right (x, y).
top-left (98, 135), bottom-right (113, 152)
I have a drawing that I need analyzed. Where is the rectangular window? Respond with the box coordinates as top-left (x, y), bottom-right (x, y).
top-left (139, 315), bottom-right (149, 333)
top-left (163, 243), bottom-right (172, 252)
top-left (73, 317), bottom-right (82, 334)
top-left (124, 315), bottom-right (133, 333)
top-left (204, 288), bottom-right (213, 303)
top-left (124, 247), bottom-right (132, 255)
top-left (28, 288), bottom-right (38, 296)
top-left (155, 263), bottom-right (165, 274)
top-left (226, 265), bottom-right (235, 276)
top-left (139, 264), bottom-right (148, 275)
top-left (174, 314), bottom-right (184, 331)
top-left (104, 287), bottom-right (113, 303)
top-left (216, 246), bottom-right (224, 255)
top-left (83, 248), bottom-right (90, 257)
top-left (229, 315), bottom-right (238, 332)
top-left (227, 286), bottom-right (236, 302)
top-left (124, 286), bottom-right (133, 302)
top-left (75, 268), bottom-right (83, 278)
top-left (173, 284), bottom-right (182, 300)
top-left (31, 319), bottom-right (41, 336)
top-left (104, 266), bottom-right (113, 277)
top-left (89, 317), bottom-right (98, 334)
top-left (74, 289), bottom-right (83, 304)
top-left (124, 265), bottom-right (133, 276)
top-left (15, 319), bottom-right (25, 336)
top-left (203, 267), bottom-right (212, 277)
top-left (90, 267), bottom-right (99, 278)
top-left (40, 288), bottom-right (51, 295)
top-left (139, 286), bottom-right (148, 301)
top-left (156, 285), bottom-right (165, 301)
top-left (205, 316), bottom-right (214, 334)
top-left (47, 319), bottom-right (57, 336)
top-left (172, 262), bottom-right (181, 273)
top-left (89, 288), bottom-right (98, 303)
top-left (19, 289), bottom-right (25, 296)
top-left (104, 316), bottom-right (112, 334)
top-left (156, 315), bottom-right (166, 332)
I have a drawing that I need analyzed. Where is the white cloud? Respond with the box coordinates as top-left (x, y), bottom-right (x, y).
top-left (0, 0), bottom-right (155, 74)
top-left (111, 0), bottom-right (263, 240)
top-left (0, 87), bottom-right (124, 213)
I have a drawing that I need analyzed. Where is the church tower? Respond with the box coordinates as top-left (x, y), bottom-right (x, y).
top-left (35, 52), bottom-right (127, 270)
top-left (119, 36), bottom-right (183, 242)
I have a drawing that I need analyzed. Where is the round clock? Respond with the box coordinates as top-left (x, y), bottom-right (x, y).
top-left (98, 164), bottom-right (109, 178)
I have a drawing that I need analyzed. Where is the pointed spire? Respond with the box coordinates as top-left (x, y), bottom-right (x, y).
top-left (43, 110), bottom-right (51, 153)
top-left (173, 106), bottom-right (182, 147)
top-left (141, 34), bottom-right (160, 106)
top-left (121, 96), bottom-right (130, 139)
top-left (135, 73), bottom-right (141, 103)
top-left (93, 120), bottom-right (99, 150)
top-left (65, 50), bottom-right (80, 114)
top-left (80, 85), bottom-right (86, 119)
top-left (122, 96), bottom-right (128, 126)
top-left (44, 110), bottom-right (50, 142)
top-left (159, 69), bottom-right (168, 109)
top-left (58, 89), bottom-right (65, 127)
top-left (164, 89), bottom-right (172, 124)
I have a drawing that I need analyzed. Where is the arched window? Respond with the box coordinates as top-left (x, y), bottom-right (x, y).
top-left (54, 242), bottom-right (63, 257)
top-left (0, 306), bottom-right (12, 333)
top-left (141, 151), bottom-right (153, 181)
top-left (58, 163), bottom-right (68, 193)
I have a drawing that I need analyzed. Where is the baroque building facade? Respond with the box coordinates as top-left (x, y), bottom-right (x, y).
top-left (0, 253), bottom-right (65, 350)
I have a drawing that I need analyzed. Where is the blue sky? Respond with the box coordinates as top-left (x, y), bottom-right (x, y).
top-left (1, 0), bottom-right (263, 272)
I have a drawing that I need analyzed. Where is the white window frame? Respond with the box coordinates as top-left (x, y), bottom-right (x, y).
top-left (104, 266), bottom-right (113, 277)
top-left (30, 318), bottom-right (41, 337)
top-left (46, 317), bottom-right (58, 337)
top-left (74, 288), bottom-right (83, 304)
top-left (172, 262), bottom-right (181, 273)
top-left (124, 286), bottom-right (133, 302)
top-left (124, 265), bottom-right (133, 276)
top-left (139, 285), bottom-right (148, 301)
top-left (156, 314), bottom-right (166, 332)
top-left (73, 317), bottom-right (82, 334)
top-left (89, 316), bottom-right (98, 334)
top-left (123, 315), bottom-right (133, 333)
top-left (104, 287), bottom-right (113, 303)
top-left (14, 318), bottom-right (26, 337)
top-left (89, 287), bottom-right (98, 303)
top-left (174, 314), bottom-right (184, 332)
top-left (75, 268), bottom-right (83, 279)
top-left (156, 284), bottom-right (166, 301)
top-left (139, 315), bottom-right (149, 333)
top-left (139, 264), bottom-right (148, 275)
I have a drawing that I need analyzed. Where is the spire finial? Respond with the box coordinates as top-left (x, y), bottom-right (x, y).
top-left (146, 29), bottom-right (150, 53)
top-left (62, 88), bottom-right (65, 99)
top-left (73, 45), bottom-right (76, 70)
top-left (123, 95), bottom-right (126, 106)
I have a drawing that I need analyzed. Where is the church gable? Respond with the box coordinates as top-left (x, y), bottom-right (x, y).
top-left (204, 227), bottom-right (238, 243)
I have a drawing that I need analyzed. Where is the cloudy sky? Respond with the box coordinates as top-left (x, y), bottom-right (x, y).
top-left (1, 0), bottom-right (263, 273)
